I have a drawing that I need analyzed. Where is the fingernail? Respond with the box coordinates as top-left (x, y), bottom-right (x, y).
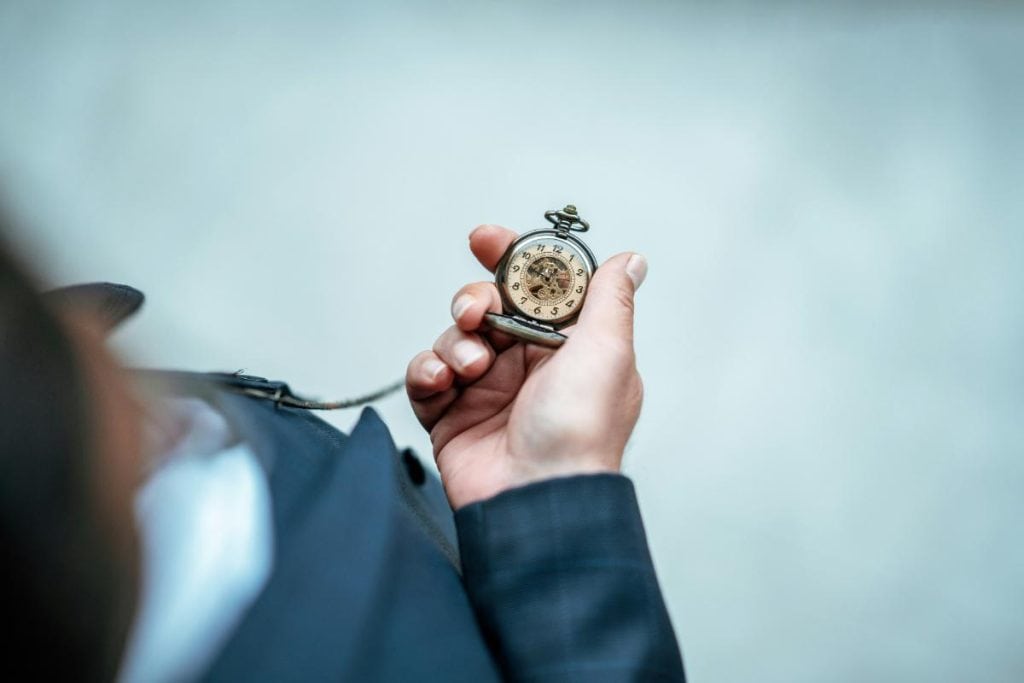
top-left (453, 340), bottom-right (485, 369)
top-left (626, 253), bottom-right (648, 290)
top-left (452, 294), bottom-right (474, 321)
top-left (424, 358), bottom-right (447, 381)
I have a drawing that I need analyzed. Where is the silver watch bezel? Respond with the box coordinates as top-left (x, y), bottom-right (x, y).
top-left (493, 229), bottom-right (598, 330)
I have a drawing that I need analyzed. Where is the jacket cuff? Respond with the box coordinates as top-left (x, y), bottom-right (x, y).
top-left (454, 473), bottom-right (654, 589)
top-left (454, 473), bottom-right (684, 681)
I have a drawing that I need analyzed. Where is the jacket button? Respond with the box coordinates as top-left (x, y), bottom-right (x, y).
top-left (401, 449), bottom-right (426, 486)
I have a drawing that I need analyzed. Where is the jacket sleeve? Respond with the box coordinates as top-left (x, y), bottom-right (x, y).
top-left (454, 473), bottom-right (685, 682)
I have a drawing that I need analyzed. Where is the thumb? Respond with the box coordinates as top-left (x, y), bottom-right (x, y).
top-left (575, 252), bottom-right (647, 343)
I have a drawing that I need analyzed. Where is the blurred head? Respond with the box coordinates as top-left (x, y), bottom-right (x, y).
top-left (0, 228), bottom-right (141, 680)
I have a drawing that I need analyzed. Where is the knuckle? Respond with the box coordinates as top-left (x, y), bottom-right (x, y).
top-left (630, 373), bottom-right (644, 407)
top-left (432, 326), bottom-right (458, 353)
top-left (408, 350), bottom-right (430, 372)
top-left (612, 283), bottom-right (635, 313)
top-left (431, 337), bottom-right (448, 356)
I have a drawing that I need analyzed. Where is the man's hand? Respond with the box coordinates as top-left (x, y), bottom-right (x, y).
top-left (406, 225), bottom-right (648, 509)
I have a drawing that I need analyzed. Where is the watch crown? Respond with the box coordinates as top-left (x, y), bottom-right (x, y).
top-left (544, 204), bottom-right (589, 233)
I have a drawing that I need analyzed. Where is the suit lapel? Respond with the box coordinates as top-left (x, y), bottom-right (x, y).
top-left (201, 407), bottom-right (401, 681)
top-left (134, 370), bottom-right (499, 681)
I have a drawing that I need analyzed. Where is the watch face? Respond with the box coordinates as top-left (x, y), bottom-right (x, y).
top-left (500, 234), bottom-right (592, 325)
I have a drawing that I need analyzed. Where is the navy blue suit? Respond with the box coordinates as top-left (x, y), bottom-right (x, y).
top-left (145, 371), bottom-right (684, 682)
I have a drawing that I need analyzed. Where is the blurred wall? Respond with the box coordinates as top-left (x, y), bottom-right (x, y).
top-left (1, 2), bottom-right (1021, 681)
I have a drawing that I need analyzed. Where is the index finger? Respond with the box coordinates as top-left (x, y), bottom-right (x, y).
top-left (469, 224), bottom-right (518, 273)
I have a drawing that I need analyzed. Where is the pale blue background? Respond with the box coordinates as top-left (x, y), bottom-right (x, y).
top-left (1, 2), bottom-right (1022, 681)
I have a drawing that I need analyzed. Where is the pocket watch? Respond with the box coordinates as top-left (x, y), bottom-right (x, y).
top-left (484, 204), bottom-right (598, 348)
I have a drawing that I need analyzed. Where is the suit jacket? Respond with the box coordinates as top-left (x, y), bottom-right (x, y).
top-left (149, 372), bottom-right (686, 682)
top-left (59, 284), bottom-right (685, 681)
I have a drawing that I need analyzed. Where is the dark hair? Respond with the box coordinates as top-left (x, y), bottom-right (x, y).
top-left (0, 231), bottom-right (136, 680)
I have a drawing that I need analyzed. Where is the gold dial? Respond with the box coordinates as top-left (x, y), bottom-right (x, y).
top-left (502, 237), bottom-right (590, 324)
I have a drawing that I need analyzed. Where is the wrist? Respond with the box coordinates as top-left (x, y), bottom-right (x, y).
top-left (509, 457), bottom-right (620, 491)
top-left (448, 457), bottom-right (620, 510)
